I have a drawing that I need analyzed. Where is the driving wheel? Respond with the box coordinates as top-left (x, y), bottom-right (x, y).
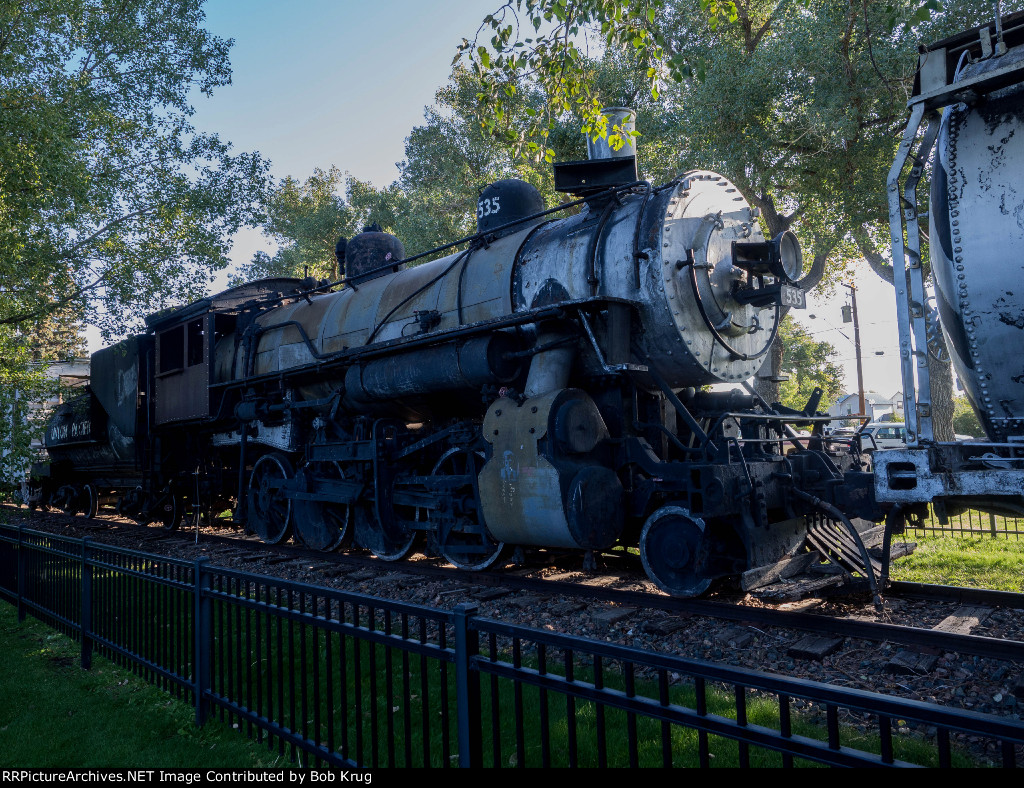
top-left (247, 453), bottom-right (294, 544)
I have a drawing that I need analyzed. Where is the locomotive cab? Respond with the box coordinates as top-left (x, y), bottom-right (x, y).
top-left (151, 309), bottom-right (214, 424)
top-left (145, 277), bottom-right (308, 426)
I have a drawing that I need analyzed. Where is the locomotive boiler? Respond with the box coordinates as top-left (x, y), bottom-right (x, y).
top-left (36, 115), bottom-right (885, 597)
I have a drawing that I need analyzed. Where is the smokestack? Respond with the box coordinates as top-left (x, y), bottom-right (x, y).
top-left (586, 107), bottom-right (636, 160)
top-left (553, 107), bottom-right (638, 196)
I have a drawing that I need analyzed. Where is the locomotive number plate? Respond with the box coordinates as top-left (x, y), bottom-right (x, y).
top-left (780, 285), bottom-right (806, 309)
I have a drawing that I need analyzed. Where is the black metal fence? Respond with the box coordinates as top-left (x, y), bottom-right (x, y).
top-left (1, 524), bottom-right (1022, 768)
top-left (907, 507), bottom-right (1024, 540)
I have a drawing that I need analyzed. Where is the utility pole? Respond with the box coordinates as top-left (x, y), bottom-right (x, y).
top-left (842, 282), bottom-right (866, 417)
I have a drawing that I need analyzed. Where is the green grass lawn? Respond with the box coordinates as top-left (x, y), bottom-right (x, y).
top-left (888, 535), bottom-right (1024, 592)
top-left (0, 604), bottom-right (285, 768)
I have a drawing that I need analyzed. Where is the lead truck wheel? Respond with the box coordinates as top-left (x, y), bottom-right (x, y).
top-left (640, 506), bottom-right (713, 597)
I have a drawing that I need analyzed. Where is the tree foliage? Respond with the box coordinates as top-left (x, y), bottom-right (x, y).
top-left (236, 161), bottom-right (481, 284)
top-left (456, 0), bottom-right (663, 161)
top-left (0, 0), bottom-right (271, 339)
top-left (777, 315), bottom-right (844, 412)
top-left (234, 167), bottom-right (367, 283)
top-left (461, 0), bottom-right (1021, 426)
top-left (247, 69), bottom-right (580, 279)
top-left (464, 1), bottom-right (1011, 261)
top-left (388, 60), bottom-right (683, 254)
top-left (394, 70), bottom-right (553, 250)
top-left (1, 0), bottom-right (271, 485)
top-left (953, 395), bottom-right (985, 438)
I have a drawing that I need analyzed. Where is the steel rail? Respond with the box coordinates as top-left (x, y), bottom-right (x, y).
top-left (111, 522), bottom-right (1024, 664)
top-left (9, 509), bottom-right (1024, 664)
top-left (889, 580), bottom-right (1024, 610)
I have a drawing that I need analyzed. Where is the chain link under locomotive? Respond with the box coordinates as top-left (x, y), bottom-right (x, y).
top-left (35, 144), bottom-right (887, 598)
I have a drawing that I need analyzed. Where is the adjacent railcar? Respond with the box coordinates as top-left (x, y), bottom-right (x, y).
top-left (876, 13), bottom-right (1024, 521)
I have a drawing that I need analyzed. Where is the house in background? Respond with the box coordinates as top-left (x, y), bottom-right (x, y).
top-left (2, 357), bottom-right (90, 496)
top-left (827, 390), bottom-right (904, 422)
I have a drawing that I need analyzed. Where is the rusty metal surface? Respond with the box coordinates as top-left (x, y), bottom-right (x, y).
top-left (479, 390), bottom-right (622, 549)
top-left (154, 314), bottom-right (210, 424)
top-left (874, 444), bottom-right (1024, 512)
top-left (479, 392), bottom-right (575, 547)
top-left (341, 334), bottom-right (522, 419)
top-left (892, 22), bottom-right (1024, 445)
top-left (243, 174), bottom-right (779, 403)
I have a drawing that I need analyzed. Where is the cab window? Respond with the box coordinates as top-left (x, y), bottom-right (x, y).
top-left (159, 326), bottom-right (184, 373)
top-left (187, 318), bottom-right (204, 367)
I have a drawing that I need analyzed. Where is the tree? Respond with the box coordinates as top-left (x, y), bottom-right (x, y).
top-left (0, 0), bottom-right (271, 340)
top-left (237, 164), bottom-right (472, 283)
top-left (0, 0), bottom-right (270, 489)
top-left (244, 68), bottom-right (582, 282)
top-left (456, 0), bottom-right (664, 162)
top-left (389, 59), bottom-right (682, 255)
top-left (952, 395), bottom-right (984, 438)
top-left (234, 167), bottom-right (368, 283)
top-left (777, 316), bottom-right (844, 413)
top-left (247, 53), bottom-right (695, 282)
top-left (392, 70), bottom-right (549, 252)
top-left (461, 0), bottom-right (1021, 430)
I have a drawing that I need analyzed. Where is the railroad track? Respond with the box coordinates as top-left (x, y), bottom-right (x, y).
top-left (8, 505), bottom-right (1024, 667)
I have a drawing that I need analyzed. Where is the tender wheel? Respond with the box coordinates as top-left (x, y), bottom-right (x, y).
top-left (82, 484), bottom-right (99, 519)
top-left (247, 453), bottom-right (294, 544)
top-left (55, 485), bottom-right (79, 516)
top-left (640, 506), bottom-right (713, 597)
top-left (118, 486), bottom-right (145, 522)
top-left (432, 449), bottom-right (505, 571)
top-left (158, 493), bottom-right (184, 532)
top-left (24, 482), bottom-right (42, 511)
top-left (293, 462), bottom-right (350, 551)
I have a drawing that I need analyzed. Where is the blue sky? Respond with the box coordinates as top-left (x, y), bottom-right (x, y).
top-left (182, 0), bottom-right (498, 312)
top-left (141, 0), bottom-right (909, 397)
top-left (191, 0), bottom-right (497, 188)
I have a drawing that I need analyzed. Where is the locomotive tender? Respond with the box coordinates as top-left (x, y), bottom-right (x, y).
top-left (36, 111), bottom-right (889, 598)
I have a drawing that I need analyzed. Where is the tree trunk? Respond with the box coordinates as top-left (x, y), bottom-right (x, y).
top-left (928, 332), bottom-right (955, 441)
top-left (754, 335), bottom-right (785, 406)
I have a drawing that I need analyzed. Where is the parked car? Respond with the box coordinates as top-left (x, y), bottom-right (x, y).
top-left (859, 422), bottom-right (907, 450)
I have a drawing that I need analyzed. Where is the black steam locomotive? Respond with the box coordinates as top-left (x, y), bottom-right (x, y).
top-left (33, 121), bottom-right (888, 597)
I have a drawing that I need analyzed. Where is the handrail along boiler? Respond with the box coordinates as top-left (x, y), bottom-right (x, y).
top-left (35, 109), bottom-right (891, 597)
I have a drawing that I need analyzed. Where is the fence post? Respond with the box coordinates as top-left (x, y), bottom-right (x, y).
top-left (194, 558), bottom-right (212, 727)
top-left (81, 538), bottom-right (93, 669)
top-left (989, 512), bottom-right (998, 537)
top-left (16, 525), bottom-right (25, 622)
top-left (454, 602), bottom-right (481, 768)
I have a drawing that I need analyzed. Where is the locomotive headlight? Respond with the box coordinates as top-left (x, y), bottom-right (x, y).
top-left (775, 231), bottom-right (803, 283)
top-left (732, 230), bottom-right (804, 285)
